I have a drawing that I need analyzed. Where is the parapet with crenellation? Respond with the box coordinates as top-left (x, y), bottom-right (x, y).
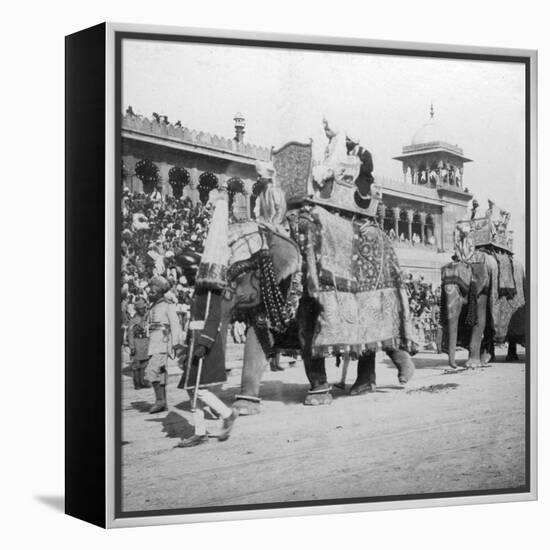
top-left (122, 112), bottom-right (271, 161)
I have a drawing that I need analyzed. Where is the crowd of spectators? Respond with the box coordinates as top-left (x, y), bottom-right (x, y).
top-left (385, 228), bottom-right (437, 248)
top-left (403, 273), bottom-right (442, 349)
top-left (120, 187), bottom-right (213, 331)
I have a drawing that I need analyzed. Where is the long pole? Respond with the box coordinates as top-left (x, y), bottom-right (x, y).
top-left (183, 322), bottom-right (196, 391)
top-left (191, 290), bottom-right (212, 410)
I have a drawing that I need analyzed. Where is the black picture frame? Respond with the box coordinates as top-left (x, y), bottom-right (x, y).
top-left (66, 22), bottom-right (537, 528)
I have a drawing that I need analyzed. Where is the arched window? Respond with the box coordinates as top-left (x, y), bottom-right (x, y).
top-left (418, 163), bottom-right (428, 184)
top-left (226, 177), bottom-right (248, 221)
top-left (398, 209), bottom-right (409, 241)
top-left (250, 178), bottom-right (266, 219)
top-left (383, 205), bottom-right (395, 235)
top-left (412, 212), bottom-right (422, 243)
top-left (198, 172), bottom-right (219, 204)
top-left (425, 214), bottom-right (435, 245)
top-left (134, 159), bottom-right (159, 194)
top-left (168, 166), bottom-right (190, 199)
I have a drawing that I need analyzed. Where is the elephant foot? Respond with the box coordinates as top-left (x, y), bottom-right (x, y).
top-left (349, 382), bottom-right (376, 396)
top-left (448, 361), bottom-right (458, 369)
top-left (397, 364), bottom-right (414, 384)
top-left (304, 388), bottom-right (333, 406)
top-left (233, 396), bottom-right (261, 416)
top-left (465, 359), bottom-right (483, 369)
top-left (388, 349), bottom-right (415, 384)
top-left (506, 353), bottom-right (520, 362)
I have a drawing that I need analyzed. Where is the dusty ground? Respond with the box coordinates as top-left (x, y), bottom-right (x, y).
top-left (121, 346), bottom-right (526, 513)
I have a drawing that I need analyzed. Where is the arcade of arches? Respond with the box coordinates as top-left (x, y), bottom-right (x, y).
top-left (125, 159), bottom-right (250, 216)
top-left (379, 204), bottom-right (437, 247)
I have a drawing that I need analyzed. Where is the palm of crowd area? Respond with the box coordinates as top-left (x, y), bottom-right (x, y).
top-left (120, 187), bottom-right (443, 350)
top-left (121, 188), bottom-right (213, 324)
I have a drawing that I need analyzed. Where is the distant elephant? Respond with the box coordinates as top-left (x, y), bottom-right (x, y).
top-left (441, 249), bottom-right (525, 368)
top-left (226, 210), bottom-right (416, 415)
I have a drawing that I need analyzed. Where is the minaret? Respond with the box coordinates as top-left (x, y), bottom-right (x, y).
top-left (233, 112), bottom-right (246, 143)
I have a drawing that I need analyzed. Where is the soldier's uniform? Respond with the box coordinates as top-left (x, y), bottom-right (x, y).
top-left (127, 303), bottom-right (150, 389)
top-left (145, 277), bottom-right (183, 413)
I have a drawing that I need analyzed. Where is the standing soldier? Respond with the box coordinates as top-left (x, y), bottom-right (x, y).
top-left (127, 298), bottom-right (150, 390)
top-left (145, 276), bottom-right (183, 413)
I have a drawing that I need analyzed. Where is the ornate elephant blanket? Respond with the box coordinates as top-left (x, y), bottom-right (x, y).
top-left (288, 205), bottom-right (415, 356)
top-left (490, 250), bottom-right (518, 298)
top-left (485, 253), bottom-right (525, 342)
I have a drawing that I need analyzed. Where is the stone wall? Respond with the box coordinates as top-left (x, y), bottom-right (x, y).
top-left (122, 113), bottom-right (271, 161)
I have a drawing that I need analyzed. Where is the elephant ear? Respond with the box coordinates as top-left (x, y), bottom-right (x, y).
top-left (265, 230), bottom-right (302, 282)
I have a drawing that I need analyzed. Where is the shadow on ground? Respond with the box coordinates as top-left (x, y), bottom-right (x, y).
top-left (130, 400), bottom-right (153, 413)
top-left (146, 410), bottom-right (195, 440)
top-left (35, 495), bottom-right (64, 513)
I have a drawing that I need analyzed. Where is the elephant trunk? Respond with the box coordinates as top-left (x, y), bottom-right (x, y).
top-left (444, 284), bottom-right (462, 368)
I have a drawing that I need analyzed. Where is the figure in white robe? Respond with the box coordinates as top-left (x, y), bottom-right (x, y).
top-left (312, 118), bottom-right (355, 189)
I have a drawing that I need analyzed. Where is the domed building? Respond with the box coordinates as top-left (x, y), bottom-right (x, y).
top-left (374, 105), bottom-right (473, 283)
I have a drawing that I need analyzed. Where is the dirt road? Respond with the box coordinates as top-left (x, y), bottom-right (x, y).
top-left (121, 347), bottom-right (526, 513)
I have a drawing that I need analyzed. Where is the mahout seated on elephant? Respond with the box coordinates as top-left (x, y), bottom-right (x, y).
top-left (224, 207), bottom-right (416, 416)
top-left (440, 247), bottom-right (525, 368)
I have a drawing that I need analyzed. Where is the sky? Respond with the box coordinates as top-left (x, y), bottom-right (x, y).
top-left (122, 39), bottom-right (526, 262)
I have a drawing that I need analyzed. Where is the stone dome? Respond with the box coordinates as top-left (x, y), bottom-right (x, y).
top-left (411, 119), bottom-right (449, 145)
top-left (410, 105), bottom-right (458, 146)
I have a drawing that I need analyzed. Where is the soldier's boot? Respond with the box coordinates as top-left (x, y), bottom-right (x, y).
top-left (149, 382), bottom-right (167, 414)
top-left (132, 370), bottom-right (140, 390)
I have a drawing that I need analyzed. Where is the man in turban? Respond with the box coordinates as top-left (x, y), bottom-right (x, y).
top-left (145, 276), bottom-right (183, 413)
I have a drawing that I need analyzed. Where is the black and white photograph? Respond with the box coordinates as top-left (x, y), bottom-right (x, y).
top-left (116, 30), bottom-right (533, 519)
top-left (4, 0), bottom-right (550, 545)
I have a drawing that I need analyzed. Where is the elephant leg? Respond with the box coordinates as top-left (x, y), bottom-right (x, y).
top-left (301, 348), bottom-right (332, 405)
top-left (303, 355), bottom-right (332, 405)
top-left (234, 327), bottom-right (266, 416)
top-left (465, 293), bottom-right (488, 368)
top-left (298, 300), bottom-right (332, 406)
top-left (350, 353), bottom-right (376, 395)
top-left (481, 341), bottom-right (495, 365)
top-left (387, 348), bottom-right (415, 384)
top-left (506, 341), bottom-right (519, 362)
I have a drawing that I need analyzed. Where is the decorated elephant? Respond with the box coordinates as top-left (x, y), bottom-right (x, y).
top-left (225, 204), bottom-right (416, 415)
top-left (441, 248), bottom-right (525, 368)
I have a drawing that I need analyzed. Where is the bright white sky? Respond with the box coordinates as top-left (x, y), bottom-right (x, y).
top-left (122, 39), bottom-right (526, 262)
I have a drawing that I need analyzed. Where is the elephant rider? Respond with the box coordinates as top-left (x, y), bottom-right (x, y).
top-left (145, 276), bottom-right (183, 413)
top-left (345, 134), bottom-right (375, 205)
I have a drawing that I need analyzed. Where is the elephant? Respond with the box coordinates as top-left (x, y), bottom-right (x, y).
top-left (224, 209), bottom-right (416, 416)
top-left (441, 248), bottom-right (525, 368)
